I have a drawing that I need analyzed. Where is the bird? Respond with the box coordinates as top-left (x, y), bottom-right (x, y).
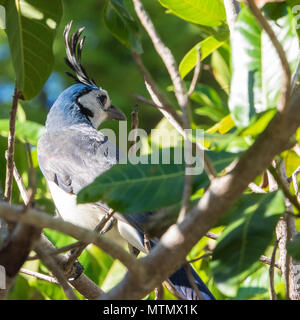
top-left (37, 21), bottom-right (215, 300)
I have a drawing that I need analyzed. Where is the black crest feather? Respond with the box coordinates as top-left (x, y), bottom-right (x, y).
top-left (63, 21), bottom-right (97, 87)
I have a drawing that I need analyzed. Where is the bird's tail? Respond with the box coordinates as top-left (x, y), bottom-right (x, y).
top-left (168, 265), bottom-right (215, 300)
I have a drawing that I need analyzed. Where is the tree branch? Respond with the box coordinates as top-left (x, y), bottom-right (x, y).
top-left (0, 201), bottom-right (143, 277)
top-left (4, 83), bottom-right (22, 202)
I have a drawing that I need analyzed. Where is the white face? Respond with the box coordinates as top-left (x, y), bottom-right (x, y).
top-left (77, 88), bottom-right (111, 128)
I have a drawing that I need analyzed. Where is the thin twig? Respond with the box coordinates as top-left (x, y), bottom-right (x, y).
top-left (177, 173), bottom-right (193, 223)
top-left (132, 94), bottom-right (162, 109)
top-left (132, 52), bottom-right (184, 128)
top-left (35, 242), bottom-right (78, 300)
top-left (132, 52), bottom-right (217, 180)
top-left (4, 83), bottom-right (22, 202)
top-left (288, 166), bottom-right (300, 196)
top-left (7, 161), bottom-right (105, 299)
top-left (246, 0), bottom-right (291, 113)
top-left (205, 232), bottom-right (219, 240)
top-left (20, 268), bottom-right (59, 284)
top-left (187, 45), bottom-right (201, 96)
top-left (269, 239), bottom-right (279, 300)
top-left (4, 154), bottom-right (30, 206)
top-left (132, 0), bottom-right (190, 124)
top-left (184, 262), bottom-right (205, 300)
top-left (24, 142), bottom-right (36, 209)
top-left (38, 234), bottom-right (105, 300)
top-left (269, 166), bottom-right (300, 215)
top-left (186, 252), bottom-right (212, 264)
top-left (143, 234), bottom-right (164, 300)
top-left (64, 209), bottom-right (115, 272)
top-left (260, 255), bottom-right (281, 270)
top-left (27, 241), bottom-right (82, 261)
top-left (129, 104), bottom-right (139, 155)
top-left (248, 182), bottom-right (267, 194)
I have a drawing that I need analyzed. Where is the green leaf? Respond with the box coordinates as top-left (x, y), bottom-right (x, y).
top-left (0, 119), bottom-right (45, 145)
top-left (240, 109), bottom-right (277, 137)
top-left (211, 191), bottom-right (285, 294)
top-left (287, 233), bottom-right (300, 260)
top-left (101, 260), bottom-right (127, 292)
top-left (3, 0), bottom-right (62, 100)
top-left (233, 265), bottom-right (284, 300)
top-left (211, 44), bottom-right (231, 94)
top-left (103, 0), bottom-right (142, 53)
top-left (179, 33), bottom-right (229, 78)
top-left (158, 0), bottom-right (226, 27)
top-left (77, 149), bottom-right (237, 214)
top-left (229, 3), bottom-right (299, 128)
top-left (190, 84), bottom-right (228, 122)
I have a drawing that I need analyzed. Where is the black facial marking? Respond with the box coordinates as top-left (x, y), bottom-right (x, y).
top-left (76, 88), bottom-right (94, 119)
top-left (97, 94), bottom-right (107, 106)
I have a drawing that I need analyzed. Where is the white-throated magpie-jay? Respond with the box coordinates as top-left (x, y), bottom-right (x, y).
top-left (37, 21), bottom-right (215, 300)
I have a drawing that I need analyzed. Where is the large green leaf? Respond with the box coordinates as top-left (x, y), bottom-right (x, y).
top-left (2, 0), bottom-right (62, 100)
top-left (103, 0), bottom-right (142, 53)
top-left (211, 191), bottom-right (285, 294)
top-left (179, 32), bottom-right (229, 78)
top-left (211, 44), bottom-right (231, 94)
top-left (77, 149), bottom-right (237, 214)
top-left (158, 0), bottom-right (226, 27)
top-left (229, 3), bottom-right (299, 128)
top-left (233, 265), bottom-right (284, 300)
top-left (0, 119), bottom-right (45, 145)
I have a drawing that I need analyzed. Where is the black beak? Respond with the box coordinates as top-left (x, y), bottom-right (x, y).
top-left (107, 105), bottom-right (127, 121)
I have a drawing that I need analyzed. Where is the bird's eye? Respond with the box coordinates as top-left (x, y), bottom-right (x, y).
top-left (97, 94), bottom-right (107, 106)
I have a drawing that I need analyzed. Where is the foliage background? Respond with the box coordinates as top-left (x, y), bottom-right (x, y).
top-left (0, 0), bottom-right (299, 300)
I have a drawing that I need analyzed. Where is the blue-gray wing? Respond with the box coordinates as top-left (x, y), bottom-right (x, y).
top-left (37, 125), bottom-right (119, 194)
top-left (37, 125), bottom-right (154, 232)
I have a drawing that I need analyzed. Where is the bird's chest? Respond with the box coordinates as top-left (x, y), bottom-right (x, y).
top-left (48, 181), bottom-right (106, 230)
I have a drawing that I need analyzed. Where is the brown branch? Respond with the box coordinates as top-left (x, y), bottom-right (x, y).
top-left (24, 142), bottom-right (36, 209)
top-left (4, 153), bottom-right (30, 206)
top-left (248, 182), bottom-right (267, 194)
top-left (186, 252), bottom-right (212, 264)
top-left (37, 234), bottom-right (104, 300)
top-left (4, 83), bottom-right (22, 202)
top-left (129, 104), bottom-right (139, 155)
top-left (64, 209), bottom-right (115, 272)
top-left (187, 45), bottom-right (201, 96)
top-left (269, 239), bottom-right (279, 300)
top-left (34, 242), bottom-right (78, 300)
top-left (0, 223), bottom-right (41, 299)
top-left (0, 201), bottom-right (142, 277)
top-left (184, 263), bottom-right (205, 300)
top-left (132, 52), bottom-right (184, 128)
top-left (133, 52), bottom-right (217, 180)
top-left (7, 159), bottom-right (105, 299)
top-left (20, 268), bottom-right (59, 284)
top-left (132, 0), bottom-right (190, 125)
top-left (260, 255), bottom-right (281, 270)
top-left (269, 166), bottom-right (300, 215)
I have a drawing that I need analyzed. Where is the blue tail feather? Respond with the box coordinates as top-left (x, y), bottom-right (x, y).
top-left (169, 265), bottom-right (215, 300)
